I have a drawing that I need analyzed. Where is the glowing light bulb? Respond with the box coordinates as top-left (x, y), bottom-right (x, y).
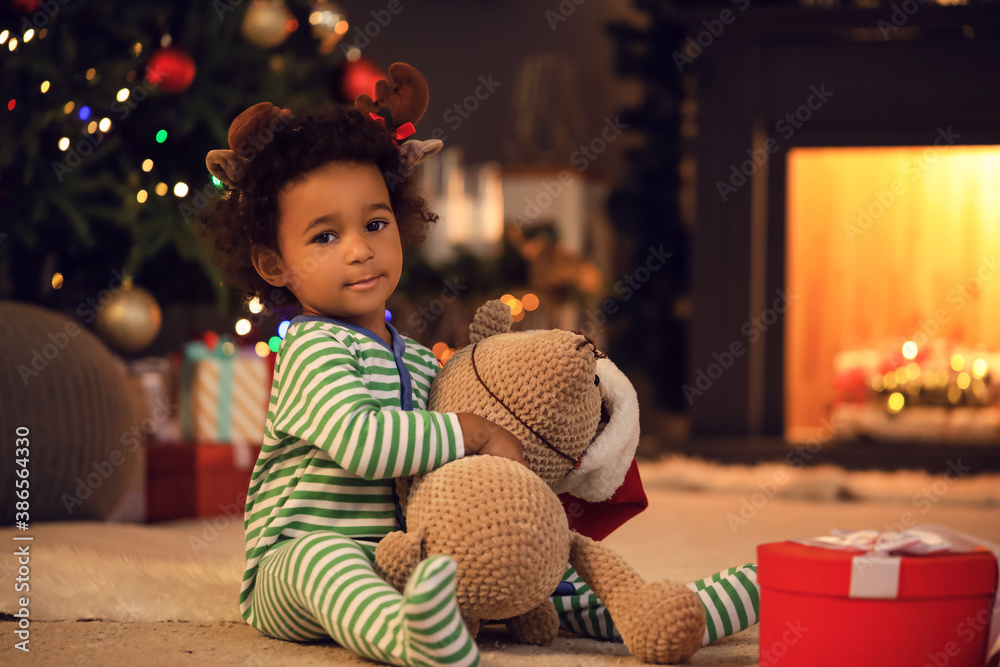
top-left (902, 341), bottom-right (917, 360)
top-left (247, 296), bottom-right (263, 314)
top-left (255, 341), bottom-right (270, 357)
top-left (235, 319), bottom-right (252, 336)
top-left (887, 392), bottom-right (905, 414)
top-left (957, 372), bottom-right (971, 390)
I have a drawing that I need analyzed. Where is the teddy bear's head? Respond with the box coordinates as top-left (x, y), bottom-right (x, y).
top-left (429, 300), bottom-right (638, 494)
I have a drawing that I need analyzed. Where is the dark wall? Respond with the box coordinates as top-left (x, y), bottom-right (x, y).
top-left (337, 0), bottom-right (643, 173)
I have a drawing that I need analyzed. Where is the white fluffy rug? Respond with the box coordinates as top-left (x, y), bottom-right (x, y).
top-left (4, 455), bottom-right (998, 624)
top-left (641, 454), bottom-right (1000, 506)
top-left (0, 521), bottom-right (245, 622)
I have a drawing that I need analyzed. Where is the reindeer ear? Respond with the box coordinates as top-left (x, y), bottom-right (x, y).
top-left (469, 300), bottom-right (513, 344)
top-left (399, 139), bottom-right (443, 176)
top-left (206, 149), bottom-right (244, 188)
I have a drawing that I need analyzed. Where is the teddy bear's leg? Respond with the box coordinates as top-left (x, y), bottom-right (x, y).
top-left (503, 600), bottom-right (560, 646)
top-left (374, 529), bottom-right (426, 592)
top-left (464, 616), bottom-right (480, 639)
top-left (568, 532), bottom-right (705, 664)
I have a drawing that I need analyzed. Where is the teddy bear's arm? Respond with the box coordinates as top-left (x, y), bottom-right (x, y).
top-left (503, 600), bottom-right (560, 646)
top-left (568, 531), bottom-right (705, 664)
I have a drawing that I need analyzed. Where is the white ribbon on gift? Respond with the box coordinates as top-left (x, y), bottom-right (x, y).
top-left (795, 525), bottom-right (1000, 664)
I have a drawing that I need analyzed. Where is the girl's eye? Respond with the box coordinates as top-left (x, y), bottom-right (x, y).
top-left (366, 220), bottom-right (388, 233)
top-left (313, 232), bottom-right (336, 244)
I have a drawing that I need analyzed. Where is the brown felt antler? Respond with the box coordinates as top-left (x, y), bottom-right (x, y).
top-left (353, 62), bottom-right (430, 127)
top-left (355, 62), bottom-right (443, 175)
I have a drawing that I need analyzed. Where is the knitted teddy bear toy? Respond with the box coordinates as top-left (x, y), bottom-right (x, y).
top-left (374, 300), bottom-right (705, 664)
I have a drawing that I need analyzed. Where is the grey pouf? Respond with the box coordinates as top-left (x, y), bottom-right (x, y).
top-left (0, 301), bottom-right (141, 523)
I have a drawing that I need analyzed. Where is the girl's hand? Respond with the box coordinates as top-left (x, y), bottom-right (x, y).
top-left (456, 413), bottom-right (528, 468)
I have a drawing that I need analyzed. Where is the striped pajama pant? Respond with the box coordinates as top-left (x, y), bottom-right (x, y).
top-left (247, 531), bottom-right (479, 667)
top-left (246, 531), bottom-right (758, 666)
top-left (554, 563), bottom-right (760, 645)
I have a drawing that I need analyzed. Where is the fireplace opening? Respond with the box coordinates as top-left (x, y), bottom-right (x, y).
top-left (785, 145), bottom-right (1000, 445)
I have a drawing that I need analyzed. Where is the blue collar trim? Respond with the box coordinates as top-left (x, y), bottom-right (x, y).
top-left (289, 314), bottom-right (413, 410)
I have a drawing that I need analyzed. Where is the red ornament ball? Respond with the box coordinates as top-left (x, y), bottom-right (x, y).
top-left (341, 58), bottom-right (387, 103)
top-left (10, 0), bottom-right (42, 14)
top-left (145, 47), bottom-right (197, 93)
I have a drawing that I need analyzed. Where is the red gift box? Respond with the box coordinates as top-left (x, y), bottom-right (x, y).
top-left (758, 537), bottom-right (998, 667)
top-left (146, 442), bottom-right (261, 522)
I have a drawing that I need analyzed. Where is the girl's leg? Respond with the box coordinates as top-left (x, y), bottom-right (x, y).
top-left (686, 564), bottom-right (759, 645)
top-left (551, 563), bottom-right (759, 647)
top-left (248, 531), bottom-right (479, 667)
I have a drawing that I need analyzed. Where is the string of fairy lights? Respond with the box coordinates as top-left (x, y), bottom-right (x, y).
top-left (3, 21), bottom-right (201, 208)
top-left (871, 340), bottom-right (993, 414)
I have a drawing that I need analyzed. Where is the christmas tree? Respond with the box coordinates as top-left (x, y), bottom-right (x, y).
top-left (0, 0), bottom-right (368, 311)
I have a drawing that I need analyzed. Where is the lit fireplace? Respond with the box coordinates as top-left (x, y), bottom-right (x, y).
top-left (785, 145), bottom-right (1000, 443)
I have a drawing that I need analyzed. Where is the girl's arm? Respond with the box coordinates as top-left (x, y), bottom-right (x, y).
top-left (271, 328), bottom-right (523, 479)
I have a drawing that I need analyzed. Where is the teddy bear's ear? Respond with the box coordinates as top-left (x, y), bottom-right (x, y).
top-left (468, 299), bottom-right (513, 344)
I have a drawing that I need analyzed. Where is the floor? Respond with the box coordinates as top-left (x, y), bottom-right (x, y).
top-left (3, 464), bottom-right (999, 666)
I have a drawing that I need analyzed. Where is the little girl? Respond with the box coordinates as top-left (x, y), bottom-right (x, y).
top-left (200, 101), bottom-right (758, 666)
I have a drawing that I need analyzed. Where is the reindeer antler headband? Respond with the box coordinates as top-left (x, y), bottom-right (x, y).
top-left (205, 62), bottom-right (444, 189)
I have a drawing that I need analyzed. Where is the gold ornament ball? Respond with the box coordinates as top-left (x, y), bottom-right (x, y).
top-left (94, 285), bottom-right (163, 352)
top-left (242, 0), bottom-right (292, 49)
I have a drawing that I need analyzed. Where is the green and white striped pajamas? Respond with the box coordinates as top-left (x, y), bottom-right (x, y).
top-left (241, 316), bottom-right (477, 666)
top-left (552, 563), bottom-right (760, 646)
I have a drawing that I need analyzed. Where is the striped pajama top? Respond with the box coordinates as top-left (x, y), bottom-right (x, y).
top-left (239, 315), bottom-right (465, 623)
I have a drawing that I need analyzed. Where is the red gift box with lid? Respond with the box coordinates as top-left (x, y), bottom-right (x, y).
top-left (146, 442), bottom-right (261, 522)
top-left (758, 536), bottom-right (999, 667)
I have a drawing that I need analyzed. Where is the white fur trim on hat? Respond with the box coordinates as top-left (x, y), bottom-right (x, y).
top-left (550, 356), bottom-right (640, 502)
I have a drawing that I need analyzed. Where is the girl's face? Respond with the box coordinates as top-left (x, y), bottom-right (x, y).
top-left (269, 161), bottom-right (403, 334)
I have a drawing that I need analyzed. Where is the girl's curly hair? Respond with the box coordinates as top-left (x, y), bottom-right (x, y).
top-left (197, 105), bottom-right (438, 310)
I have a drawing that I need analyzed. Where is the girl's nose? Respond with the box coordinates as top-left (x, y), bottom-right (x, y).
top-left (344, 232), bottom-right (375, 263)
